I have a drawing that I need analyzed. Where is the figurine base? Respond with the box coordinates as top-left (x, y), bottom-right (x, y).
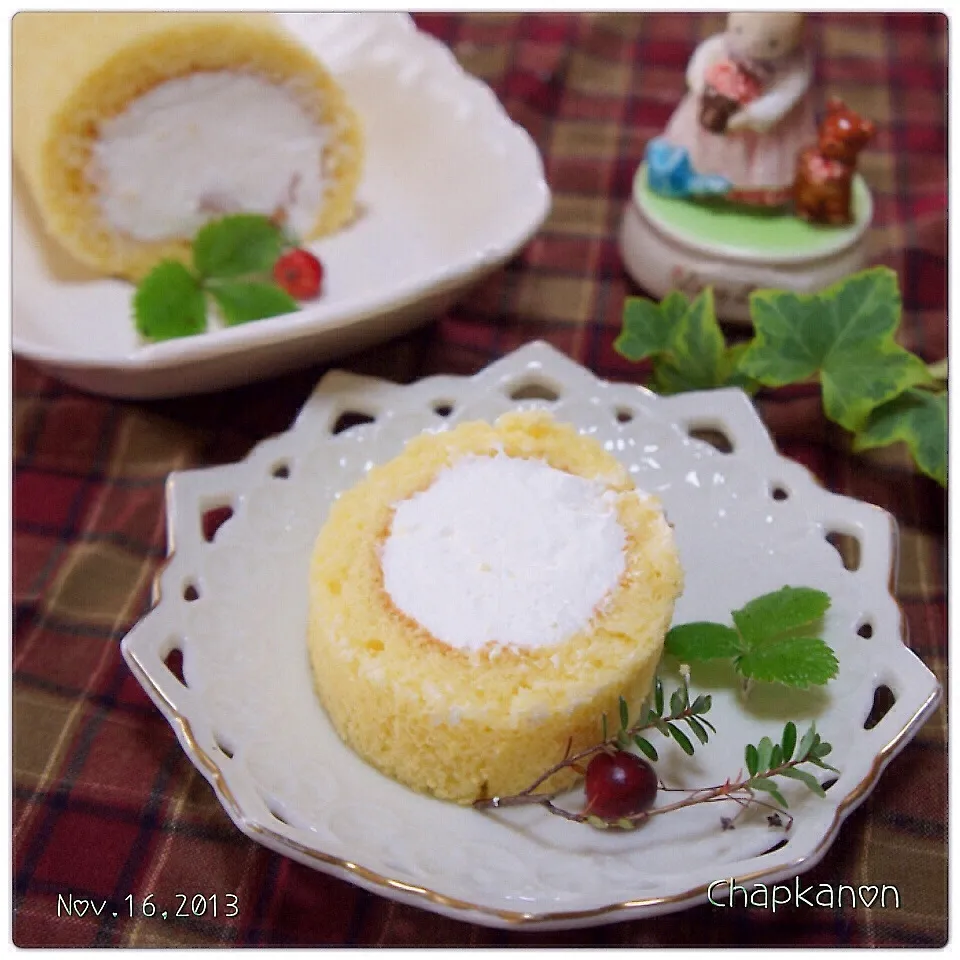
top-left (619, 164), bottom-right (873, 325)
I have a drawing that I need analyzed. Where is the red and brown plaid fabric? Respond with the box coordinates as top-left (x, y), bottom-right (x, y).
top-left (12, 12), bottom-right (946, 947)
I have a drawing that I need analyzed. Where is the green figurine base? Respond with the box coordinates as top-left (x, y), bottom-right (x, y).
top-left (619, 164), bottom-right (873, 324)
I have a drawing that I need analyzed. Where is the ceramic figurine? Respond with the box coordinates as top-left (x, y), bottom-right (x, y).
top-left (794, 97), bottom-right (875, 225)
top-left (620, 12), bottom-right (876, 323)
top-left (648, 12), bottom-right (815, 206)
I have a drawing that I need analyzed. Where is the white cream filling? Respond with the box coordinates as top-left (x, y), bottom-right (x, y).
top-left (380, 454), bottom-right (627, 653)
top-left (90, 72), bottom-right (327, 241)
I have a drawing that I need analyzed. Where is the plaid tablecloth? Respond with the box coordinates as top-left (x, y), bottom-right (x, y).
top-left (12, 12), bottom-right (947, 947)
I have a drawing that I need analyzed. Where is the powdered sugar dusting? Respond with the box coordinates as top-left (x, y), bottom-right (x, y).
top-left (380, 454), bottom-right (627, 651)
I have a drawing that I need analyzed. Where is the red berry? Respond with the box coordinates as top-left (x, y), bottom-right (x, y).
top-left (273, 248), bottom-right (323, 299)
top-left (584, 750), bottom-right (658, 820)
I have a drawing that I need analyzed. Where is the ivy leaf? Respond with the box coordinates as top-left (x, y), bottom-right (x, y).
top-left (731, 586), bottom-right (831, 647)
top-left (853, 388), bottom-right (947, 486)
top-left (615, 289), bottom-right (748, 394)
top-left (719, 341), bottom-right (761, 395)
top-left (614, 270), bottom-right (943, 485)
top-left (614, 291), bottom-right (688, 361)
top-left (665, 622), bottom-right (743, 661)
top-left (737, 637), bottom-right (839, 689)
top-left (650, 289), bottom-right (727, 393)
top-left (740, 267), bottom-right (932, 432)
top-left (193, 214), bottom-right (286, 279)
top-left (210, 282), bottom-right (299, 326)
top-left (133, 260), bottom-right (207, 342)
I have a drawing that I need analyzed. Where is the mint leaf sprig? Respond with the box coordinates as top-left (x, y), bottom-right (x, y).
top-left (613, 267), bottom-right (947, 487)
top-left (665, 586), bottom-right (838, 693)
top-left (192, 213), bottom-right (287, 280)
top-left (134, 215), bottom-right (300, 342)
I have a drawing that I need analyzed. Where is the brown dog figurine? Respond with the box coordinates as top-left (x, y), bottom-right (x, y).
top-left (794, 97), bottom-right (874, 224)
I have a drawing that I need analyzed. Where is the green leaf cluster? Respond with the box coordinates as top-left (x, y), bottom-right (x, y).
top-left (744, 721), bottom-right (838, 809)
top-left (614, 267), bottom-right (946, 486)
top-left (664, 586), bottom-right (838, 690)
top-left (853, 388), bottom-right (947, 487)
top-left (133, 215), bottom-right (299, 342)
top-left (606, 676), bottom-right (715, 761)
top-left (615, 289), bottom-right (758, 394)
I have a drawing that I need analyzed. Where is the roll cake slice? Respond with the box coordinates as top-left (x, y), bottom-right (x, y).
top-left (12, 12), bottom-right (364, 280)
top-left (308, 411), bottom-right (684, 803)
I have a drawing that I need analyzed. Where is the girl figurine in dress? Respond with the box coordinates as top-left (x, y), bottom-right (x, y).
top-left (646, 12), bottom-right (815, 207)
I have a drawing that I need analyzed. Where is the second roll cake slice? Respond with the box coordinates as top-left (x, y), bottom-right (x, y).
top-left (12, 12), bottom-right (363, 280)
top-left (308, 410), bottom-right (684, 803)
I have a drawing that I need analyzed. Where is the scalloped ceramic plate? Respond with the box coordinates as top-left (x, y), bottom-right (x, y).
top-left (12, 13), bottom-right (550, 399)
top-left (121, 342), bottom-right (939, 930)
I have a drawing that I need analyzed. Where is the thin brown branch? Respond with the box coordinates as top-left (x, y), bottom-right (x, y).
top-left (476, 756), bottom-right (811, 831)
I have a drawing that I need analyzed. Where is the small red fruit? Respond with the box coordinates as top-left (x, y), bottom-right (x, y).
top-left (273, 248), bottom-right (323, 299)
top-left (584, 750), bottom-right (658, 820)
